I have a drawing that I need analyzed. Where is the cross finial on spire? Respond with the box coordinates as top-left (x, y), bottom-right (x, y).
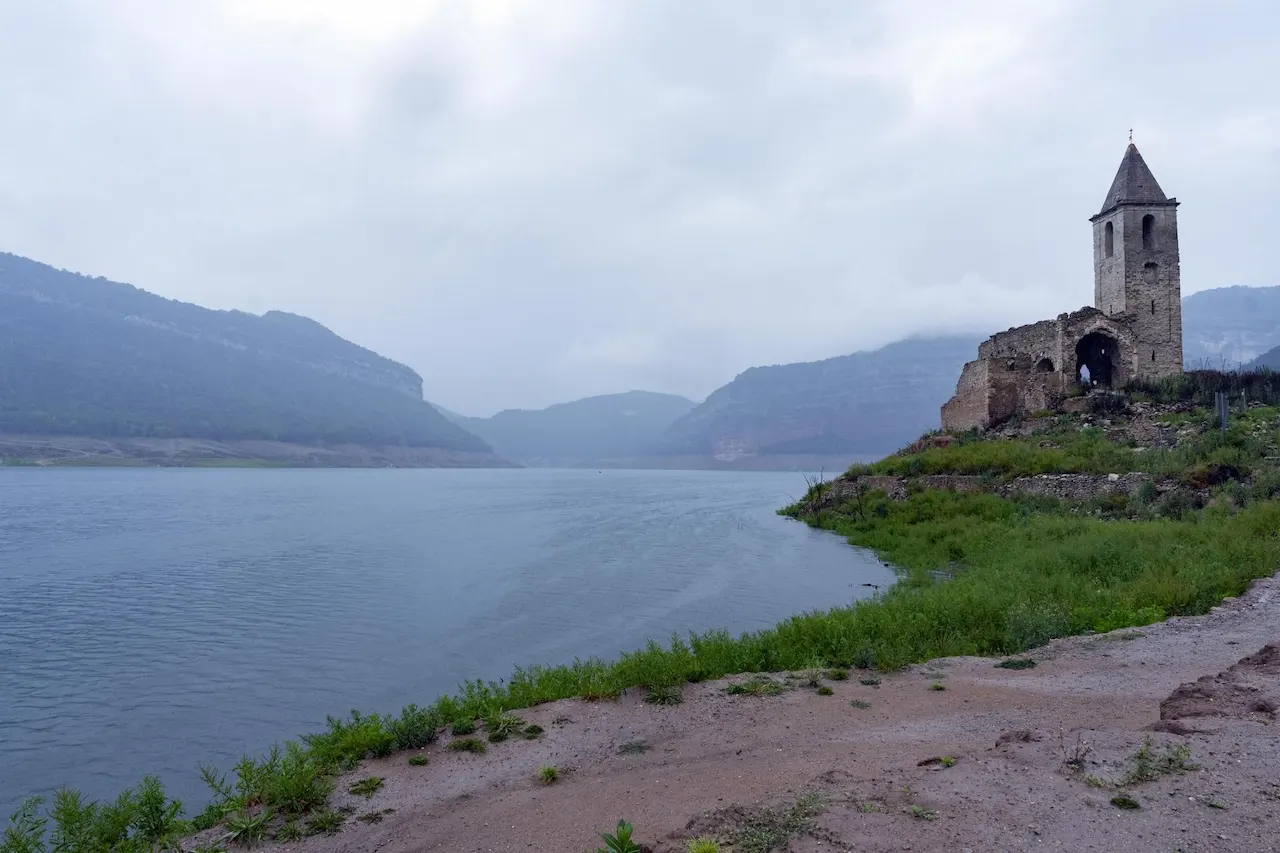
top-left (1129, 128), bottom-right (1133, 143)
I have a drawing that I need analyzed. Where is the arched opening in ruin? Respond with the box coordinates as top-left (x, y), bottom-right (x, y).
top-left (1142, 214), bottom-right (1155, 250)
top-left (1034, 357), bottom-right (1054, 373)
top-left (1104, 221), bottom-right (1114, 257)
top-left (1144, 262), bottom-right (1158, 285)
top-left (1075, 332), bottom-right (1120, 389)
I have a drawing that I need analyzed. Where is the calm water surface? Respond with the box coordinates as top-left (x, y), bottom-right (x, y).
top-left (0, 468), bottom-right (891, 814)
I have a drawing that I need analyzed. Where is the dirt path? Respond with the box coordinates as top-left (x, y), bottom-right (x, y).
top-left (266, 578), bottom-right (1280, 852)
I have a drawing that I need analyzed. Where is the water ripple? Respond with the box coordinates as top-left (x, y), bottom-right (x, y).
top-left (0, 468), bottom-right (891, 814)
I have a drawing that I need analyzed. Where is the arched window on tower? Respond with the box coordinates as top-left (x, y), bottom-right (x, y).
top-left (1144, 262), bottom-right (1158, 286)
top-left (1104, 221), bottom-right (1115, 258)
top-left (1142, 214), bottom-right (1155, 250)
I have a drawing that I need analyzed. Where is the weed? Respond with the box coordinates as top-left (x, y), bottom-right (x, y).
top-left (850, 699), bottom-right (871, 709)
top-left (597, 819), bottom-right (641, 853)
top-left (906, 806), bottom-right (938, 821)
top-left (827, 668), bottom-right (849, 681)
top-left (687, 837), bottom-right (720, 853)
top-left (274, 820), bottom-right (303, 842)
top-left (407, 755), bottom-right (428, 767)
top-left (995, 658), bottom-right (1037, 670)
top-left (304, 809), bottom-right (344, 835)
top-left (856, 801), bottom-right (881, 813)
top-left (1060, 729), bottom-right (1093, 770)
top-left (222, 809), bottom-right (271, 847)
top-left (523, 724), bottom-right (545, 739)
top-left (816, 686), bottom-right (834, 696)
top-left (726, 793), bottom-right (825, 853)
top-left (1110, 795), bottom-right (1140, 810)
top-left (851, 647), bottom-right (877, 670)
top-left (1204, 799), bottom-right (1227, 810)
top-left (450, 719), bottom-right (476, 736)
top-left (645, 684), bottom-right (684, 706)
top-left (447, 738), bottom-right (486, 754)
top-left (858, 677), bottom-right (880, 687)
top-left (481, 708), bottom-right (524, 742)
top-left (618, 740), bottom-right (650, 755)
top-left (356, 811), bottom-right (384, 824)
top-left (929, 682), bottom-right (947, 691)
top-left (1084, 774), bottom-right (1109, 789)
top-left (347, 777), bottom-right (383, 799)
top-left (1, 798), bottom-right (45, 853)
top-left (538, 766), bottom-right (559, 785)
top-left (1121, 737), bottom-right (1195, 785)
top-left (725, 676), bottom-right (785, 697)
top-left (940, 756), bottom-right (955, 768)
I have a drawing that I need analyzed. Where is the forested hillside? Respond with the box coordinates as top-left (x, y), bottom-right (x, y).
top-left (0, 253), bottom-right (489, 452)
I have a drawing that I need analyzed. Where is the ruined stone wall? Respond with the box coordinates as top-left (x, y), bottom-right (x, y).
top-left (977, 318), bottom-right (1063, 371)
top-left (941, 359), bottom-right (991, 432)
top-left (1061, 309), bottom-right (1139, 388)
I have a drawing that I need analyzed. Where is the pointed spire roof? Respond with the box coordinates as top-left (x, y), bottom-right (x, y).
top-left (1097, 143), bottom-right (1173, 215)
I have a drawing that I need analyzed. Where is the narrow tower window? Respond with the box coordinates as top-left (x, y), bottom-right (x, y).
top-left (1151, 299), bottom-right (1156, 315)
top-left (1104, 221), bottom-right (1114, 257)
top-left (1142, 214), bottom-right (1155, 250)
top-left (1144, 262), bottom-right (1158, 286)
top-left (1152, 350), bottom-right (1156, 362)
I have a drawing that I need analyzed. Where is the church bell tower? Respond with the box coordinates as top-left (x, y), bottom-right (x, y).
top-left (1089, 143), bottom-right (1183, 379)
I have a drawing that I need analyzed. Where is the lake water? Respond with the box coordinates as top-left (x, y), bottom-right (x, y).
top-left (0, 468), bottom-right (891, 815)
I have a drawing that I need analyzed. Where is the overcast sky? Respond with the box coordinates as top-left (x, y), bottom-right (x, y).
top-left (2, 1), bottom-right (1278, 415)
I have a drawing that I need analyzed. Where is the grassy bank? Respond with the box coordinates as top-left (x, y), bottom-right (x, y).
top-left (6, 399), bottom-right (1280, 852)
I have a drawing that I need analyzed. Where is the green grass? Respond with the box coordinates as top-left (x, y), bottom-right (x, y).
top-left (303, 809), bottom-right (344, 835)
top-left (848, 402), bottom-right (1278, 482)
top-left (538, 765), bottom-right (559, 784)
top-left (407, 755), bottom-right (428, 767)
top-left (816, 686), bottom-right (834, 696)
top-left (645, 684), bottom-right (684, 706)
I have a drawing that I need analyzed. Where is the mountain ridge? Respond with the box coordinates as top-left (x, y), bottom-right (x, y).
top-left (0, 252), bottom-right (501, 465)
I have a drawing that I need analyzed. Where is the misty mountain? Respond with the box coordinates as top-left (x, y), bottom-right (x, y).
top-left (656, 335), bottom-right (982, 463)
top-left (446, 391), bottom-right (696, 465)
top-left (0, 252), bottom-right (494, 457)
top-left (1246, 345), bottom-right (1280, 371)
top-left (1183, 285), bottom-right (1280, 368)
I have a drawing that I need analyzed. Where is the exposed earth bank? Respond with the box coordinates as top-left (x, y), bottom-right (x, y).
top-left (255, 576), bottom-right (1280, 852)
top-left (0, 436), bottom-right (515, 468)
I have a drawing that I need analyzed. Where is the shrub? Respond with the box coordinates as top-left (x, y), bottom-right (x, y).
top-left (450, 718), bottom-right (476, 736)
top-left (388, 704), bottom-right (442, 750)
top-left (407, 755), bottom-right (428, 767)
top-left (222, 809), bottom-right (271, 847)
top-left (816, 686), bottom-right (834, 696)
top-left (302, 711), bottom-right (394, 769)
top-left (538, 766), bottom-right (559, 784)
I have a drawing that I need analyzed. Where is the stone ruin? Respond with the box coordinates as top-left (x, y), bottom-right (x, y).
top-left (942, 143), bottom-right (1184, 431)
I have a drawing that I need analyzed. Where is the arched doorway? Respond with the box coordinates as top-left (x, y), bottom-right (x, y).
top-left (1034, 357), bottom-right (1054, 373)
top-left (1075, 332), bottom-right (1120, 389)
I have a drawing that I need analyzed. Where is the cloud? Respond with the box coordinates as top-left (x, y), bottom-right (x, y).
top-left (2, 1), bottom-right (1279, 414)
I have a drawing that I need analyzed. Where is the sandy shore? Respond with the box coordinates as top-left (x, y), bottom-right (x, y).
top-left (230, 576), bottom-right (1280, 852)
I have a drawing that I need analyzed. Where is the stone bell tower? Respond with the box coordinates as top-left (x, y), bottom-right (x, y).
top-left (1088, 142), bottom-right (1183, 380)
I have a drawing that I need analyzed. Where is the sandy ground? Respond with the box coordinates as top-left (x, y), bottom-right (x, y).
top-left (244, 577), bottom-right (1280, 852)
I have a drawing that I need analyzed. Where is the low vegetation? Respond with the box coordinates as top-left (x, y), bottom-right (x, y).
top-left (538, 766), bottom-right (559, 785)
top-left (6, 394), bottom-right (1274, 851)
top-left (597, 819), bottom-right (641, 853)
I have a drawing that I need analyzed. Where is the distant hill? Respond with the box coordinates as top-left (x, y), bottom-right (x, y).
top-left (1246, 345), bottom-right (1280, 371)
top-left (446, 391), bottom-right (696, 466)
top-left (655, 335), bottom-right (982, 465)
top-left (0, 252), bottom-right (501, 465)
top-left (1183, 285), bottom-right (1280, 368)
